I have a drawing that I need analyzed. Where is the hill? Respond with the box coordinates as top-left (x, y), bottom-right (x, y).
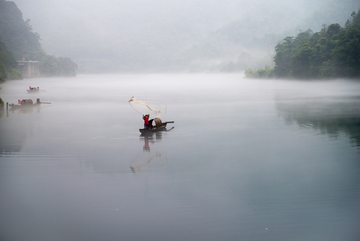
top-left (245, 9), bottom-right (360, 79)
top-left (9, 0), bottom-right (360, 73)
top-left (175, 0), bottom-right (360, 72)
top-left (0, 0), bottom-right (78, 80)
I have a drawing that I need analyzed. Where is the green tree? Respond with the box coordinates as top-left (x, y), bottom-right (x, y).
top-left (0, 0), bottom-right (77, 78)
top-left (289, 42), bottom-right (314, 78)
top-left (58, 57), bottom-right (78, 76)
top-left (247, 9), bottom-right (360, 80)
top-left (273, 37), bottom-right (294, 78)
top-left (0, 41), bottom-right (22, 81)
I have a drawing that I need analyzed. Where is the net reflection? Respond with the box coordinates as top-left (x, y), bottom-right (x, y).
top-left (130, 128), bottom-right (173, 173)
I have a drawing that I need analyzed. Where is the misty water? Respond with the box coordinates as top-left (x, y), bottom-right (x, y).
top-left (0, 74), bottom-right (359, 241)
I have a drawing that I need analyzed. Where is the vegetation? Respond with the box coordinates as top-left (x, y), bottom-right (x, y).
top-left (0, 41), bottom-right (22, 81)
top-left (246, 9), bottom-right (360, 79)
top-left (0, 97), bottom-right (4, 109)
top-left (244, 66), bottom-right (275, 79)
top-left (0, 0), bottom-right (77, 80)
top-left (41, 55), bottom-right (78, 77)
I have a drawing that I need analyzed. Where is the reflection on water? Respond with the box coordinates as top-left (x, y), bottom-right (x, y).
top-left (130, 128), bottom-right (174, 173)
top-left (0, 105), bottom-right (41, 154)
top-left (1, 75), bottom-right (360, 241)
top-left (8, 105), bottom-right (42, 114)
top-left (276, 95), bottom-right (360, 147)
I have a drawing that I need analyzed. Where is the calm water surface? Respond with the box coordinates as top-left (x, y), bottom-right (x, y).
top-left (0, 74), bottom-right (359, 241)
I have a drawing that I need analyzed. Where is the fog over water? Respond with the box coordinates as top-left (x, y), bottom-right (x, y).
top-left (0, 74), bottom-right (359, 241)
top-left (2, 1), bottom-right (360, 240)
top-left (10, 0), bottom-right (360, 72)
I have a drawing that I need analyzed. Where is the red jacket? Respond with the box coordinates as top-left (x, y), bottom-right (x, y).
top-left (143, 116), bottom-right (149, 125)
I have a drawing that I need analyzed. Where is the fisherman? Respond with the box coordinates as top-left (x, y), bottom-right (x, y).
top-left (148, 118), bottom-right (154, 129)
top-left (143, 114), bottom-right (150, 129)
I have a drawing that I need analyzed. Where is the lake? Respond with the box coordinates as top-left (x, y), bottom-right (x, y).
top-left (1, 74), bottom-right (359, 241)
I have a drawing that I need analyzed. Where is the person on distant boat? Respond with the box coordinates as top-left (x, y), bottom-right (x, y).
top-left (143, 114), bottom-right (150, 129)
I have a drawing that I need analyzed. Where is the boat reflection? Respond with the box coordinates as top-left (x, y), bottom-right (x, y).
top-left (9, 105), bottom-right (42, 114)
top-left (0, 112), bottom-right (31, 154)
top-left (130, 127), bottom-right (174, 173)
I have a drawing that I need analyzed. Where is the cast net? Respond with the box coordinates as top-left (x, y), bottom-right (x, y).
top-left (128, 96), bottom-right (167, 118)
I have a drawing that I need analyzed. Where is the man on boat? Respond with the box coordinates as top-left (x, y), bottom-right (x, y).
top-left (148, 118), bottom-right (154, 129)
top-left (143, 114), bottom-right (150, 129)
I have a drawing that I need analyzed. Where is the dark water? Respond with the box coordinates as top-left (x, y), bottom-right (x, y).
top-left (1, 74), bottom-right (359, 241)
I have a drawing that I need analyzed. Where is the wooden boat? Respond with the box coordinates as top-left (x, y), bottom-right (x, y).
top-left (27, 86), bottom-right (40, 92)
top-left (9, 98), bottom-right (49, 109)
top-left (139, 120), bottom-right (174, 133)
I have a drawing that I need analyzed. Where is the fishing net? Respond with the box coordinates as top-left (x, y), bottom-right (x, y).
top-left (128, 96), bottom-right (167, 118)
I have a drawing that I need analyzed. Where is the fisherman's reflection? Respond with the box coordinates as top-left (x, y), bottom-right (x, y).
top-left (141, 132), bottom-right (163, 151)
top-left (130, 132), bottom-right (166, 173)
top-left (143, 136), bottom-right (150, 152)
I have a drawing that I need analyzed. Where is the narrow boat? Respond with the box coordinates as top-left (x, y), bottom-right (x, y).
top-left (9, 98), bottom-right (49, 109)
top-left (27, 86), bottom-right (40, 92)
top-left (139, 119), bottom-right (174, 133)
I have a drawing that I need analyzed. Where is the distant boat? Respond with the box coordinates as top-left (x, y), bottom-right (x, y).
top-left (139, 118), bottom-right (174, 133)
top-left (27, 86), bottom-right (40, 92)
top-left (9, 98), bottom-right (50, 109)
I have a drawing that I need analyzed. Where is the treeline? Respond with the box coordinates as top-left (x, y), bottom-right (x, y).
top-left (0, 0), bottom-right (77, 81)
top-left (245, 9), bottom-right (360, 79)
top-left (0, 41), bottom-right (22, 81)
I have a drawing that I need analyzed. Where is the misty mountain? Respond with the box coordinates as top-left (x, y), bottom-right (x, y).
top-left (177, 0), bottom-right (360, 72)
top-left (245, 10), bottom-right (360, 80)
top-left (0, 0), bottom-right (42, 61)
top-left (10, 0), bottom-right (360, 73)
top-left (0, 0), bottom-right (78, 78)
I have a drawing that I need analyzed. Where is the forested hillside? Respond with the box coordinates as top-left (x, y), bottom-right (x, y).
top-left (0, 0), bottom-right (77, 80)
top-left (13, 0), bottom-right (358, 73)
top-left (8, 0), bottom-right (360, 73)
top-left (245, 9), bottom-right (360, 79)
top-left (0, 41), bottom-right (21, 82)
top-left (176, 0), bottom-right (360, 72)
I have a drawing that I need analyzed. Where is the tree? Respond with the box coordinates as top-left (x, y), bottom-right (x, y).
top-left (246, 9), bottom-right (360, 80)
top-left (273, 37), bottom-right (294, 78)
top-left (0, 41), bottom-right (22, 80)
top-left (0, 0), bottom-right (77, 78)
top-left (289, 42), bottom-right (314, 78)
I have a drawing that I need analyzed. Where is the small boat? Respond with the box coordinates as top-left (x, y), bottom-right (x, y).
top-left (27, 86), bottom-right (40, 92)
top-left (9, 98), bottom-right (49, 109)
top-left (139, 119), bottom-right (174, 133)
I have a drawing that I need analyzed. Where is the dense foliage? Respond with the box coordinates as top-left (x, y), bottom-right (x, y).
top-left (246, 9), bottom-right (360, 79)
top-left (0, 0), bottom-right (77, 80)
top-left (0, 97), bottom-right (4, 108)
top-left (0, 41), bottom-right (22, 81)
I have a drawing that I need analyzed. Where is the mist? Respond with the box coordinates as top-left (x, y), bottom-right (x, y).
top-left (2, 1), bottom-right (360, 239)
top-left (10, 0), bottom-right (360, 73)
top-left (1, 74), bottom-right (360, 241)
